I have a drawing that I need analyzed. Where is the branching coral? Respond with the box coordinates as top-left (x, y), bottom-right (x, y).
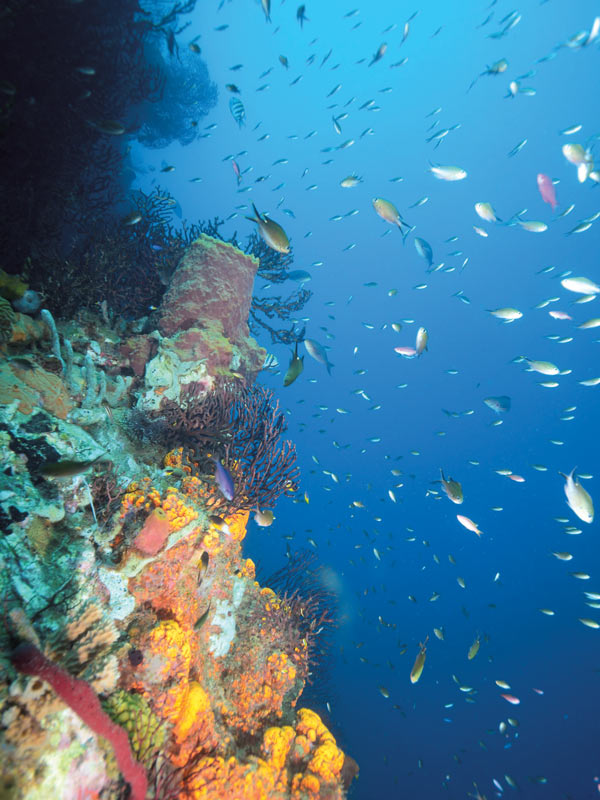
top-left (261, 552), bottom-right (338, 686)
top-left (37, 188), bottom-right (201, 319)
top-left (250, 290), bottom-right (314, 346)
top-left (90, 463), bottom-right (127, 526)
top-left (152, 381), bottom-right (300, 514)
top-left (156, 381), bottom-right (237, 451)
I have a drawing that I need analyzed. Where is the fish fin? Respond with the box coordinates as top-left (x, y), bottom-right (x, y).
top-left (501, 213), bottom-right (519, 227)
top-left (326, 362), bottom-right (334, 375)
top-left (401, 225), bottom-right (413, 245)
top-left (467, 75), bottom-right (479, 92)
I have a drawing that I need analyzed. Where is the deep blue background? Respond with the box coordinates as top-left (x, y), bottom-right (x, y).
top-left (133, 1), bottom-right (600, 797)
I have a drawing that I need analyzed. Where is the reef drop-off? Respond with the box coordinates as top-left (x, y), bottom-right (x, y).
top-left (0, 235), bottom-right (357, 799)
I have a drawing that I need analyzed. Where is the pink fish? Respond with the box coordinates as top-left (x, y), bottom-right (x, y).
top-left (500, 693), bottom-right (520, 705)
top-left (232, 159), bottom-right (241, 185)
top-left (537, 173), bottom-right (557, 210)
top-left (394, 346), bottom-right (417, 358)
top-left (456, 514), bottom-right (483, 536)
top-left (549, 310), bottom-right (572, 320)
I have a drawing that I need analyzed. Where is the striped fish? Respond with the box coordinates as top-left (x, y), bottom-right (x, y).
top-left (229, 97), bottom-right (245, 127)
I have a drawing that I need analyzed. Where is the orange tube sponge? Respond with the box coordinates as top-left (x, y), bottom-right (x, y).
top-left (131, 620), bottom-right (191, 724)
top-left (201, 529), bottom-right (222, 554)
top-left (306, 740), bottom-right (345, 784)
top-left (223, 510), bottom-right (249, 542)
top-left (224, 652), bottom-right (297, 734)
top-left (173, 681), bottom-right (213, 744)
top-left (295, 708), bottom-right (335, 745)
top-left (262, 725), bottom-right (295, 773)
top-left (295, 772), bottom-right (321, 796)
top-left (240, 558), bottom-right (256, 579)
top-left (184, 755), bottom-right (281, 800)
top-left (290, 734), bottom-right (312, 761)
top-left (162, 489), bottom-right (198, 530)
top-left (164, 447), bottom-right (193, 474)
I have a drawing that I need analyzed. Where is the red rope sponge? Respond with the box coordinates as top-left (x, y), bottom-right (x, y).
top-left (12, 642), bottom-right (148, 800)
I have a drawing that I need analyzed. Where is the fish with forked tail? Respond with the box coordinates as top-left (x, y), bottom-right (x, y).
top-left (246, 203), bottom-right (290, 253)
top-left (284, 341), bottom-right (304, 386)
top-left (213, 458), bottom-right (234, 501)
top-left (304, 338), bottom-right (333, 375)
top-left (439, 469), bottom-right (463, 504)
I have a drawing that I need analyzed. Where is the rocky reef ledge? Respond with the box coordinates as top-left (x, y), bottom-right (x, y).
top-left (0, 237), bottom-right (357, 799)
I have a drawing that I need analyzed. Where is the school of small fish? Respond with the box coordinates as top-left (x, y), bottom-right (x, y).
top-left (154, 2), bottom-right (600, 797)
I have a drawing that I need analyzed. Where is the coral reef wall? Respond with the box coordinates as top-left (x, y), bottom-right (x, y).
top-left (0, 234), bottom-right (357, 799)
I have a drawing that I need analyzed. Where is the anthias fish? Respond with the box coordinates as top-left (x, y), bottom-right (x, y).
top-left (213, 458), bottom-right (235, 501)
top-left (246, 203), bottom-right (290, 253)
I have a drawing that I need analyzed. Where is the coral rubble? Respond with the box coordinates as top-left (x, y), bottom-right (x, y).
top-left (0, 237), bottom-right (356, 799)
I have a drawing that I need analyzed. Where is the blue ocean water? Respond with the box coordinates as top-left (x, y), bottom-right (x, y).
top-left (132, 1), bottom-right (600, 797)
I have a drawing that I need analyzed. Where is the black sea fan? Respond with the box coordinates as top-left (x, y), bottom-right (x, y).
top-left (261, 551), bottom-right (338, 688)
top-left (153, 382), bottom-right (300, 514)
top-left (135, 41), bottom-right (217, 149)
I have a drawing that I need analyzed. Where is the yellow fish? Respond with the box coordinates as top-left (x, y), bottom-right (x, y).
top-left (467, 635), bottom-right (480, 660)
top-left (246, 203), bottom-right (290, 253)
top-left (283, 341), bottom-right (304, 387)
top-left (410, 637), bottom-right (428, 684)
top-left (440, 469), bottom-right (463, 504)
top-left (372, 197), bottom-right (410, 239)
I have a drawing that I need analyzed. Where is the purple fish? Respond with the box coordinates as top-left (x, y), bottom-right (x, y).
top-left (214, 458), bottom-right (234, 501)
top-left (537, 173), bottom-right (557, 211)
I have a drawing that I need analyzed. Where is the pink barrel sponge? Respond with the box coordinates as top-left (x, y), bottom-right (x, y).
top-left (133, 508), bottom-right (171, 556)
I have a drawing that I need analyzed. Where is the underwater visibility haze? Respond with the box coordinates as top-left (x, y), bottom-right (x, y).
top-left (1, 0), bottom-right (600, 798)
